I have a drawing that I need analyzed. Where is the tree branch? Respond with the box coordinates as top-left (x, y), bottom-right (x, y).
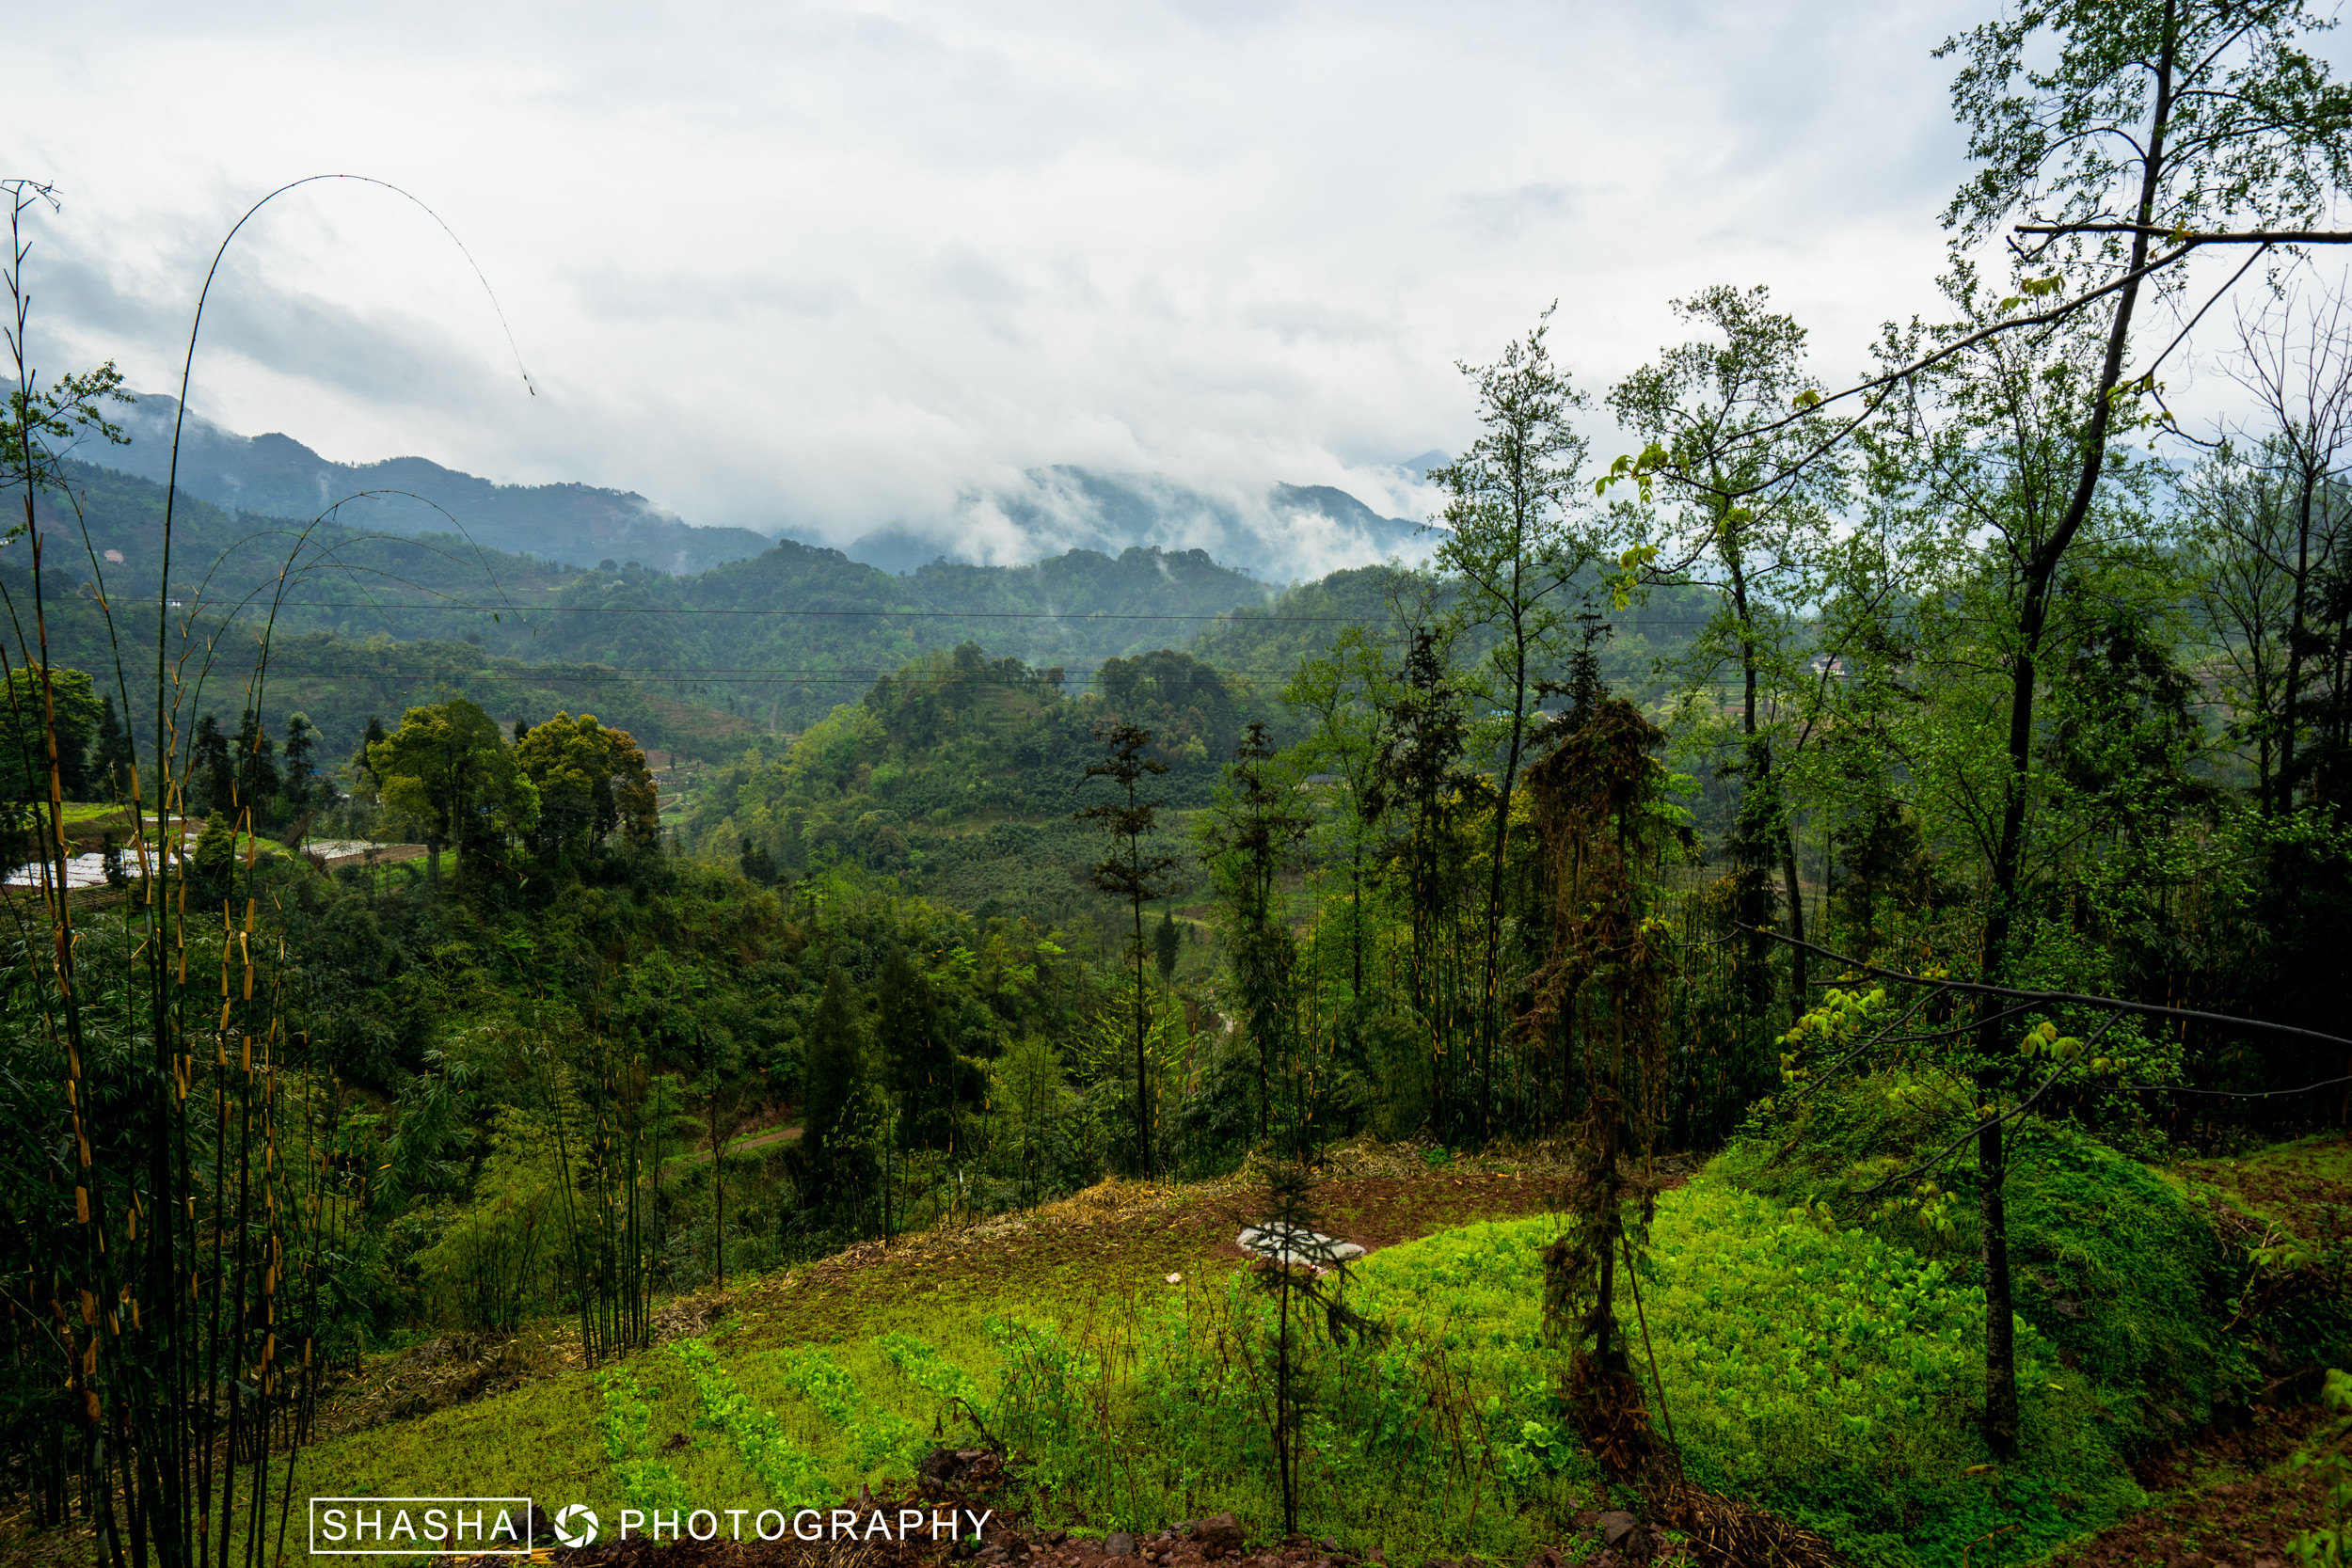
top-left (2015, 223), bottom-right (2352, 244)
top-left (1731, 921), bottom-right (2352, 1052)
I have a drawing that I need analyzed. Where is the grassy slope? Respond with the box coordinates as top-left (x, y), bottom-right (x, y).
top-left (40, 1136), bottom-right (2344, 1568)
top-left (284, 1161), bottom-right (1564, 1533)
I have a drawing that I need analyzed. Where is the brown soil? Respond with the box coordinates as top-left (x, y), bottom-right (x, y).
top-left (506, 1466), bottom-right (1812, 1568)
top-left (318, 842), bottom-right (430, 869)
top-left (2182, 1134), bottom-right (2352, 1249)
top-left (730, 1157), bottom-right (1576, 1351)
top-left (2043, 1404), bottom-right (2338, 1567)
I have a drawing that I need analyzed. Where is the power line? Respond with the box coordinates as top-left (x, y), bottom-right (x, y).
top-left (276, 600), bottom-right (1353, 623)
top-left (262, 599), bottom-right (1732, 626)
top-left (245, 666), bottom-right (1673, 688)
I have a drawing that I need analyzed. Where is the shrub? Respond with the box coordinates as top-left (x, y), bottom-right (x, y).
top-left (1713, 1069), bottom-right (2250, 1448)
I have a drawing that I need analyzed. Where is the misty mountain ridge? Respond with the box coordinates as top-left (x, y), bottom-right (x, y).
top-left (100, 395), bottom-right (1438, 584)
top-left (103, 395), bottom-right (777, 576)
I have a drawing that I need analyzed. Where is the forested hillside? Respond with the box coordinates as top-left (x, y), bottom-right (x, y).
top-left (12, 461), bottom-right (1299, 759)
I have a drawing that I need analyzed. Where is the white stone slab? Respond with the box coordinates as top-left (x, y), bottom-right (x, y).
top-left (1236, 1222), bottom-right (1365, 1267)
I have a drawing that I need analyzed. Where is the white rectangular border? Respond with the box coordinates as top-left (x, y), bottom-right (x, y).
top-left (308, 1497), bottom-right (535, 1556)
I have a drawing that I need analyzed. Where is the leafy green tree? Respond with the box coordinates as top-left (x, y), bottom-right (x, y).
top-left (368, 698), bottom-right (537, 891)
top-left (0, 664), bottom-right (97, 808)
top-left (1608, 284), bottom-right (1841, 1006)
top-left (90, 693), bottom-right (133, 803)
top-left (1200, 722), bottom-right (1313, 1148)
top-left (233, 708), bottom-right (279, 821)
top-left (190, 810), bottom-right (236, 913)
top-left (188, 713), bottom-right (232, 817)
top-left (512, 710), bottom-right (659, 865)
top-left (799, 967), bottom-right (874, 1216)
top-left (1078, 721), bottom-right (1184, 1177)
top-left (879, 945), bottom-right (962, 1154)
top-left (1153, 907), bottom-right (1180, 989)
top-left (278, 712), bottom-right (320, 822)
top-left (1430, 313), bottom-right (1597, 1139)
top-left (1284, 620), bottom-right (1406, 1037)
top-left (1922, 0), bottom-right (2352, 1455)
top-left (1363, 626), bottom-right (1473, 1138)
top-left (1873, 280), bottom-right (2158, 1459)
top-left (990, 1034), bottom-right (1066, 1209)
top-left (739, 836), bottom-right (778, 885)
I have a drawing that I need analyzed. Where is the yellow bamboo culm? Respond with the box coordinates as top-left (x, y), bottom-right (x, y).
top-left (75, 1186), bottom-right (88, 1222)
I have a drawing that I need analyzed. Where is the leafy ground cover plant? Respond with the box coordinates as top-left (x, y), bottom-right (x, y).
top-left (2290, 1368), bottom-right (2351, 1564)
top-left (1713, 1069), bottom-right (2326, 1449)
top-left (598, 1367), bottom-right (691, 1513)
top-left (1350, 1182), bottom-right (2140, 1566)
top-left (671, 1338), bottom-right (830, 1511)
top-left (773, 1345), bottom-right (926, 1472)
top-left (983, 1275), bottom-right (1565, 1563)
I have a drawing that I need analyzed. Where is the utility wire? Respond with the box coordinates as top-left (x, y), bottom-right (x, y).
top-left (260, 599), bottom-right (1732, 626)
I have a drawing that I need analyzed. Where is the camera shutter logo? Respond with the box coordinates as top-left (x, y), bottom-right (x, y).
top-left (554, 1506), bottom-right (600, 1548)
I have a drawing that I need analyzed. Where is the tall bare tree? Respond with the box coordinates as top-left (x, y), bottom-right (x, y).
top-left (2220, 282), bottom-right (2352, 813)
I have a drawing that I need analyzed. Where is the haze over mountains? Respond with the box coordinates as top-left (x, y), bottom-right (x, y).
top-left (847, 467), bottom-right (1431, 579)
top-left (100, 396), bottom-right (1438, 585)
top-left (105, 396), bottom-right (776, 576)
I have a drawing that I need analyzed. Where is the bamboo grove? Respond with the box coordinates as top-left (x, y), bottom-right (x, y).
top-left (0, 180), bottom-right (680, 1568)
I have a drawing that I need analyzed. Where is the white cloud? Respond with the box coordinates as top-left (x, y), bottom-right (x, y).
top-left (12, 0), bottom-right (2328, 558)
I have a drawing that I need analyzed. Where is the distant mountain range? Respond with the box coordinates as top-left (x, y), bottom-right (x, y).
top-left (97, 395), bottom-right (1437, 582)
top-left (102, 396), bottom-right (777, 576)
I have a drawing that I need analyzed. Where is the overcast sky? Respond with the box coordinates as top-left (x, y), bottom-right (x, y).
top-left (12, 1), bottom-right (2314, 549)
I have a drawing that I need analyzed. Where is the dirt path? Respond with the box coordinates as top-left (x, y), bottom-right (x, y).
top-left (317, 843), bottom-right (429, 870)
